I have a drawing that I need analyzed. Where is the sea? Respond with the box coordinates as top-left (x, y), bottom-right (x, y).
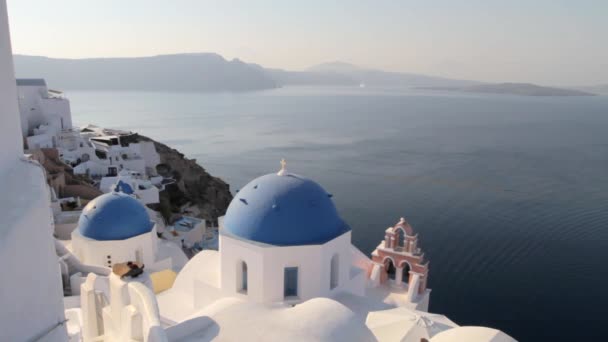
top-left (69, 86), bottom-right (608, 341)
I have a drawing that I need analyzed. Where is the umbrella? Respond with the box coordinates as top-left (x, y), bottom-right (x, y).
top-left (366, 307), bottom-right (458, 342)
top-left (430, 326), bottom-right (517, 342)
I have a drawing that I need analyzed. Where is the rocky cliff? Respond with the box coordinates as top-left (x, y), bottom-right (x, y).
top-left (130, 134), bottom-right (233, 224)
top-left (36, 133), bottom-right (233, 224)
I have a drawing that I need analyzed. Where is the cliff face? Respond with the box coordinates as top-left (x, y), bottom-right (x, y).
top-left (135, 135), bottom-right (233, 224)
top-left (36, 133), bottom-right (233, 224)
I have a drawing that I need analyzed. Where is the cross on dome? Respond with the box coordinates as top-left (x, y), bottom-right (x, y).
top-left (277, 158), bottom-right (288, 176)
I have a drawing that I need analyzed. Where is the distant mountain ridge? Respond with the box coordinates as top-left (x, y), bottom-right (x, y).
top-left (576, 84), bottom-right (608, 95)
top-left (13, 53), bottom-right (277, 92)
top-left (11, 54), bottom-right (601, 95)
top-left (418, 83), bottom-right (595, 96)
top-left (270, 61), bottom-right (481, 88)
top-left (12, 54), bottom-right (482, 91)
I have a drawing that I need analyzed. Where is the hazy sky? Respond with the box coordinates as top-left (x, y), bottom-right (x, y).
top-left (6, 0), bottom-right (608, 86)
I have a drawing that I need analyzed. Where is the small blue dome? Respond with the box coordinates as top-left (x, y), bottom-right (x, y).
top-left (114, 180), bottom-right (134, 195)
top-left (223, 173), bottom-right (350, 246)
top-left (78, 192), bottom-right (153, 241)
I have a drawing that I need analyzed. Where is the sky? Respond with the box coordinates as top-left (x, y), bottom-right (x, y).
top-left (6, 0), bottom-right (608, 86)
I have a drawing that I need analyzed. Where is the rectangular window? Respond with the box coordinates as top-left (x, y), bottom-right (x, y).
top-left (284, 267), bottom-right (299, 298)
top-left (135, 249), bottom-right (142, 264)
top-left (241, 262), bottom-right (248, 293)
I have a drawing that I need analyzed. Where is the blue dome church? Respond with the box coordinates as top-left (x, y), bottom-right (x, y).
top-left (78, 192), bottom-right (152, 241)
top-left (223, 169), bottom-right (350, 246)
top-left (219, 160), bottom-right (361, 303)
top-left (71, 192), bottom-right (174, 272)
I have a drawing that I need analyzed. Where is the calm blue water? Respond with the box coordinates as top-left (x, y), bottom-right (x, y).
top-left (69, 87), bottom-right (608, 341)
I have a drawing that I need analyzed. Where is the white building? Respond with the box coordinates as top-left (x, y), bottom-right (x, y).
top-left (17, 78), bottom-right (72, 149)
top-left (216, 167), bottom-right (365, 304)
top-left (14, 74), bottom-right (161, 181)
top-left (58, 125), bottom-right (160, 178)
top-left (166, 216), bottom-right (206, 249)
top-left (0, 1), bottom-right (68, 339)
top-left (100, 169), bottom-right (160, 204)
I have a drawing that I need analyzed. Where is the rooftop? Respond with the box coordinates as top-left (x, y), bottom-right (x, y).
top-left (155, 250), bottom-right (433, 341)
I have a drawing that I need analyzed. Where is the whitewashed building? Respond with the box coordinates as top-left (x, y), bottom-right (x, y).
top-left (69, 192), bottom-right (187, 273)
top-left (17, 78), bottom-right (72, 149)
top-left (43, 122), bottom-right (163, 180)
top-left (99, 169), bottom-right (160, 204)
top-left (59, 127), bottom-right (158, 178)
top-left (166, 216), bottom-right (207, 249)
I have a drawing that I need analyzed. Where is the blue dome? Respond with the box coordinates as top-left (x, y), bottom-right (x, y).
top-left (78, 192), bottom-right (153, 241)
top-left (223, 173), bottom-right (350, 246)
top-left (114, 180), bottom-right (134, 195)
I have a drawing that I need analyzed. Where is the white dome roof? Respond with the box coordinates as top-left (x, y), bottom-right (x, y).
top-left (431, 326), bottom-right (517, 342)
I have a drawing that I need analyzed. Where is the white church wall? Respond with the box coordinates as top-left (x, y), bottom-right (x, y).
top-left (259, 242), bottom-right (323, 303)
top-left (219, 232), bottom-right (355, 304)
top-left (320, 232), bottom-right (356, 296)
top-left (71, 226), bottom-right (170, 272)
top-left (220, 235), bottom-right (266, 301)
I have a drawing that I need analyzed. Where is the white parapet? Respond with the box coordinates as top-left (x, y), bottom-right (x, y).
top-left (0, 1), bottom-right (68, 340)
top-left (0, 0), bottom-right (23, 165)
top-left (81, 271), bottom-right (168, 342)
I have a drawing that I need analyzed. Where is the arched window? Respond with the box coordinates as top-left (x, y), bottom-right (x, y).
top-left (385, 258), bottom-right (396, 280)
top-left (330, 254), bottom-right (339, 290)
top-left (401, 261), bottom-right (411, 284)
top-left (396, 228), bottom-right (406, 251)
top-left (238, 261), bottom-right (248, 293)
